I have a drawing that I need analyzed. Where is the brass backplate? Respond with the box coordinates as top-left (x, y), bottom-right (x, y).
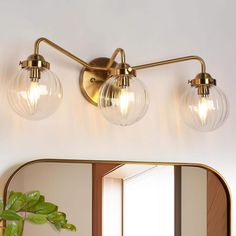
top-left (79, 57), bottom-right (117, 106)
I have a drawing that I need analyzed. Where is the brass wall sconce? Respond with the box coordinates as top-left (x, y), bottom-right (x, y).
top-left (7, 37), bottom-right (229, 132)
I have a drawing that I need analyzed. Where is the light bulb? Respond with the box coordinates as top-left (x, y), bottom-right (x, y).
top-left (8, 68), bottom-right (63, 120)
top-left (193, 97), bottom-right (215, 125)
top-left (180, 85), bottom-right (228, 131)
top-left (98, 75), bottom-right (149, 126)
top-left (20, 81), bottom-right (48, 109)
top-left (118, 88), bottom-right (135, 117)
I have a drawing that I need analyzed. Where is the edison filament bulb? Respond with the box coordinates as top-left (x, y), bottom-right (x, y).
top-left (181, 84), bottom-right (228, 132)
top-left (8, 67), bottom-right (63, 120)
top-left (98, 75), bottom-right (149, 126)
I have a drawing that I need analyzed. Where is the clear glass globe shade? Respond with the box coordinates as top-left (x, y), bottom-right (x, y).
top-left (180, 85), bottom-right (229, 132)
top-left (7, 68), bottom-right (63, 120)
top-left (98, 76), bottom-right (149, 126)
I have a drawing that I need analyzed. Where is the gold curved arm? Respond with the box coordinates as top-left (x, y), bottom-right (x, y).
top-left (34, 37), bottom-right (126, 72)
top-left (34, 37), bottom-right (107, 71)
top-left (34, 38), bottom-right (206, 74)
top-left (106, 48), bottom-right (126, 68)
top-left (132, 56), bottom-right (206, 73)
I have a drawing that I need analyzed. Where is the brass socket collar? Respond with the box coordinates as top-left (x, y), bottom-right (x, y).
top-left (189, 73), bottom-right (216, 87)
top-left (20, 54), bottom-right (50, 70)
top-left (109, 63), bottom-right (136, 77)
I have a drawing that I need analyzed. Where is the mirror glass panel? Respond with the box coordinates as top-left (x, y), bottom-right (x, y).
top-left (6, 161), bottom-right (230, 236)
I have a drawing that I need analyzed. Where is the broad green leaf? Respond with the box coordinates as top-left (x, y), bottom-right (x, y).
top-left (31, 202), bottom-right (58, 214)
top-left (6, 192), bottom-right (25, 211)
top-left (22, 191), bottom-right (40, 210)
top-left (26, 214), bottom-right (47, 224)
top-left (1, 210), bottom-right (22, 221)
top-left (4, 223), bottom-right (18, 236)
top-left (62, 223), bottom-right (77, 232)
top-left (16, 219), bottom-right (24, 236)
top-left (47, 212), bottom-right (67, 224)
top-left (25, 191), bottom-right (40, 201)
top-left (37, 195), bottom-right (45, 203)
top-left (53, 222), bottom-right (62, 231)
top-left (47, 212), bottom-right (77, 232)
top-left (25, 195), bottom-right (45, 212)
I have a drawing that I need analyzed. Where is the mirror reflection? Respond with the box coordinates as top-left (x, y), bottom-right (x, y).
top-left (6, 161), bottom-right (229, 236)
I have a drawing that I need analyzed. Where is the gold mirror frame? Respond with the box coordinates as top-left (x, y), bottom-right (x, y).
top-left (2, 159), bottom-right (232, 235)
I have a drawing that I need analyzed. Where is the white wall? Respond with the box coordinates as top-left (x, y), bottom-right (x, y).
top-left (0, 0), bottom-right (235, 234)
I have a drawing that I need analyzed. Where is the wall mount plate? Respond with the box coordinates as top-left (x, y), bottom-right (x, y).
top-left (79, 57), bottom-right (117, 106)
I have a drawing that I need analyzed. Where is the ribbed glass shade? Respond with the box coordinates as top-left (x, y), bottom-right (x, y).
top-left (8, 68), bottom-right (63, 120)
top-left (180, 85), bottom-right (229, 131)
top-left (98, 76), bottom-right (149, 126)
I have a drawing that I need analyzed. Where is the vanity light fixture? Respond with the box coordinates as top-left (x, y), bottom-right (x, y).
top-left (7, 37), bottom-right (229, 131)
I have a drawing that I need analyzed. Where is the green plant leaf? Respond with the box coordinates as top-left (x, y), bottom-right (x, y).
top-left (26, 214), bottom-right (47, 224)
top-left (47, 212), bottom-right (67, 224)
top-left (16, 219), bottom-right (24, 236)
top-left (6, 192), bottom-right (25, 211)
top-left (38, 195), bottom-right (45, 203)
top-left (62, 223), bottom-right (77, 232)
top-left (53, 222), bottom-right (62, 231)
top-left (47, 212), bottom-right (77, 232)
top-left (22, 191), bottom-right (41, 210)
top-left (25, 195), bottom-right (45, 212)
top-left (4, 223), bottom-right (18, 236)
top-left (31, 202), bottom-right (58, 214)
top-left (0, 210), bottom-right (22, 221)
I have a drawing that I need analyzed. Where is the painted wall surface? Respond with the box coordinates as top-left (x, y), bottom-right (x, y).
top-left (0, 0), bottom-right (235, 234)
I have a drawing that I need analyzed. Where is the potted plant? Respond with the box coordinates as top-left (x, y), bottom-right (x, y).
top-left (0, 191), bottom-right (76, 236)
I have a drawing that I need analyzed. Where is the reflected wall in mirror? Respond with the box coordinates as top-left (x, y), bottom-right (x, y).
top-left (4, 160), bottom-right (230, 236)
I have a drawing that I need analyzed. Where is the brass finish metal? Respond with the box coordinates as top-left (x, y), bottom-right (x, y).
top-left (2, 159), bottom-right (232, 236)
top-left (30, 68), bottom-right (41, 80)
top-left (79, 57), bottom-right (118, 106)
top-left (189, 73), bottom-right (216, 96)
top-left (32, 38), bottom-right (211, 88)
top-left (79, 59), bottom-right (135, 105)
top-left (20, 54), bottom-right (50, 80)
top-left (32, 38), bottom-right (208, 76)
top-left (111, 63), bottom-right (136, 77)
top-left (118, 75), bottom-right (130, 88)
top-left (106, 48), bottom-right (126, 68)
top-left (34, 38), bottom-right (103, 70)
top-left (190, 73), bottom-right (216, 87)
top-left (33, 38), bottom-right (125, 72)
top-left (132, 55), bottom-right (206, 74)
top-left (20, 54), bottom-right (50, 70)
top-left (197, 86), bottom-right (210, 96)
top-left (29, 38), bottom-right (216, 104)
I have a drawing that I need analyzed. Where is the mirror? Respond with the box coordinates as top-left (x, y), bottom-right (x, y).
top-left (4, 160), bottom-right (230, 236)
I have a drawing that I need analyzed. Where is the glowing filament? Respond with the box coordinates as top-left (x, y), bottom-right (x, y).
top-left (20, 81), bottom-right (48, 108)
top-left (192, 97), bottom-right (216, 125)
top-left (118, 89), bottom-right (135, 117)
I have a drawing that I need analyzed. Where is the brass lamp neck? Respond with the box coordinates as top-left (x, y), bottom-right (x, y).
top-left (189, 73), bottom-right (216, 96)
top-left (189, 73), bottom-right (216, 87)
top-left (110, 63), bottom-right (136, 77)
